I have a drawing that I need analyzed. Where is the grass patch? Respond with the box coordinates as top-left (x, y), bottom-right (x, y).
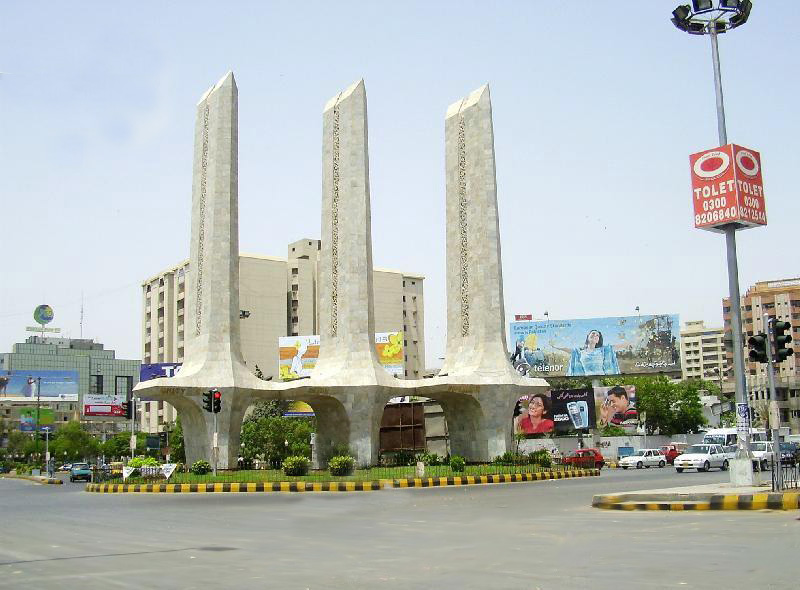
top-left (116, 463), bottom-right (586, 485)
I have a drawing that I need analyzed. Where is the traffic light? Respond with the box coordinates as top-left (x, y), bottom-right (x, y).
top-left (212, 389), bottom-right (222, 414)
top-left (747, 333), bottom-right (768, 364)
top-left (122, 400), bottom-right (134, 419)
top-left (202, 390), bottom-right (213, 413)
top-left (773, 321), bottom-right (794, 363)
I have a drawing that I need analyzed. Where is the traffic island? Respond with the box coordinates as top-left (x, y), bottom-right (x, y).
top-left (592, 483), bottom-right (800, 511)
top-left (85, 468), bottom-right (600, 494)
top-left (1, 474), bottom-right (63, 485)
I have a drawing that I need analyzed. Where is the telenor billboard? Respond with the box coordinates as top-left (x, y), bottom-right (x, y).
top-left (0, 370), bottom-right (79, 402)
top-left (278, 332), bottom-right (404, 380)
top-left (690, 144), bottom-right (766, 232)
top-left (510, 315), bottom-right (680, 377)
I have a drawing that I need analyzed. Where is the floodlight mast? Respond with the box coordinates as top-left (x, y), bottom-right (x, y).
top-left (670, 0), bottom-right (754, 486)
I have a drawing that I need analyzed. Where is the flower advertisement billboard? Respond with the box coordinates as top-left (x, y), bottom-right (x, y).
top-left (278, 332), bottom-right (404, 380)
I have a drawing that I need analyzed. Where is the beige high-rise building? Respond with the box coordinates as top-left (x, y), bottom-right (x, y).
top-left (723, 278), bottom-right (800, 433)
top-left (680, 320), bottom-right (728, 389)
top-left (139, 238), bottom-right (425, 433)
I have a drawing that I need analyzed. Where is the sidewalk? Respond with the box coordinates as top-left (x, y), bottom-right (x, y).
top-left (592, 482), bottom-right (800, 511)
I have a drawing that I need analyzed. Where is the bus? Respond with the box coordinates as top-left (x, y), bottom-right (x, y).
top-left (702, 428), bottom-right (767, 447)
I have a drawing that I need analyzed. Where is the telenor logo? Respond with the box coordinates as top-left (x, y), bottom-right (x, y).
top-left (735, 149), bottom-right (759, 178)
top-left (693, 150), bottom-right (730, 179)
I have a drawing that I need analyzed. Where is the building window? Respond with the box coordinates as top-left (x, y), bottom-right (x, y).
top-left (291, 285), bottom-right (298, 292)
top-left (90, 375), bottom-right (103, 394)
top-left (115, 376), bottom-right (133, 397)
top-left (292, 268), bottom-right (298, 276)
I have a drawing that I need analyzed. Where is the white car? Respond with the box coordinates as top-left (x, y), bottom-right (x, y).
top-left (749, 442), bottom-right (773, 471)
top-left (620, 449), bottom-right (667, 469)
top-left (674, 444), bottom-right (728, 472)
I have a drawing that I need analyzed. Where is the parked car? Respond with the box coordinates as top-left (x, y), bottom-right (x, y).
top-left (749, 442), bottom-right (773, 471)
top-left (620, 449), bottom-right (667, 469)
top-left (660, 443), bottom-right (687, 465)
top-left (780, 442), bottom-right (800, 466)
top-left (69, 463), bottom-right (92, 482)
top-left (674, 444), bottom-right (728, 472)
top-left (563, 448), bottom-right (605, 469)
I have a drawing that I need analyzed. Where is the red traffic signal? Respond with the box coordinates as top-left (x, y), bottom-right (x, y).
top-left (212, 390), bottom-right (222, 414)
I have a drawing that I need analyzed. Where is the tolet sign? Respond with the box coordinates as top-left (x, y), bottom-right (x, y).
top-left (689, 144), bottom-right (766, 232)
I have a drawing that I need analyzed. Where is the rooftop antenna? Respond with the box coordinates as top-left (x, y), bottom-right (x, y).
top-left (80, 292), bottom-right (84, 338)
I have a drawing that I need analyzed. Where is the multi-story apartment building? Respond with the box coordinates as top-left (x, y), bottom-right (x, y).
top-left (140, 238), bottom-right (425, 433)
top-left (723, 278), bottom-right (800, 433)
top-left (680, 320), bottom-right (728, 391)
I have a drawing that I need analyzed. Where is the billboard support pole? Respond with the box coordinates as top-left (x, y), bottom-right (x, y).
top-left (34, 376), bottom-right (42, 459)
top-left (709, 21), bottom-right (753, 486)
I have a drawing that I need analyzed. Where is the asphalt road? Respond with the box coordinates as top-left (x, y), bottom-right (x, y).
top-left (1, 468), bottom-right (798, 590)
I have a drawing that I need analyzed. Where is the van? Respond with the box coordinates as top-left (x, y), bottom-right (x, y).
top-left (702, 428), bottom-right (766, 447)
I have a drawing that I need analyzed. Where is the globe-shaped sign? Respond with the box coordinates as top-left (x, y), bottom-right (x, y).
top-left (34, 304), bottom-right (54, 326)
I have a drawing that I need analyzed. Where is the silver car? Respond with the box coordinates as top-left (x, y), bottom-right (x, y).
top-left (674, 444), bottom-right (728, 472)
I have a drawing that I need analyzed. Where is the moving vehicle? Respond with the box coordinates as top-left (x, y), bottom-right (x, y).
top-left (620, 449), bottom-right (666, 469)
top-left (660, 443), bottom-right (687, 465)
top-left (674, 444), bottom-right (728, 472)
top-left (779, 442), bottom-right (800, 466)
top-left (58, 463), bottom-right (72, 472)
top-left (702, 428), bottom-right (766, 447)
top-left (563, 448), bottom-right (604, 469)
top-left (749, 442), bottom-right (773, 471)
top-left (69, 463), bottom-right (92, 482)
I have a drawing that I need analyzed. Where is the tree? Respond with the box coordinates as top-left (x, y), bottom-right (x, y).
top-left (245, 400), bottom-right (291, 423)
top-left (170, 417), bottom-right (186, 463)
top-left (50, 421), bottom-right (100, 461)
top-left (720, 411), bottom-right (736, 428)
top-left (102, 432), bottom-right (132, 460)
top-left (670, 380), bottom-right (708, 434)
top-left (240, 415), bottom-right (313, 466)
top-left (600, 375), bottom-right (706, 435)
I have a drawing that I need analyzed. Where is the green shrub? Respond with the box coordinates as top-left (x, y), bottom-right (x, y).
top-left (328, 455), bottom-right (355, 476)
top-left (129, 457), bottom-right (159, 468)
top-left (391, 451), bottom-right (416, 466)
top-left (190, 460), bottom-right (212, 475)
top-left (493, 451), bottom-right (528, 465)
top-left (528, 449), bottom-right (552, 468)
top-left (450, 455), bottom-right (465, 472)
top-left (282, 455), bottom-right (309, 476)
top-left (419, 452), bottom-right (441, 466)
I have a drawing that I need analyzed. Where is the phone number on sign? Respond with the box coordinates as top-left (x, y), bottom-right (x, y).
top-left (695, 205), bottom-right (737, 225)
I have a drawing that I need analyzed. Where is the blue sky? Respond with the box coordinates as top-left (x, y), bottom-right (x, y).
top-left (1, 1), bottom-right (798, 368)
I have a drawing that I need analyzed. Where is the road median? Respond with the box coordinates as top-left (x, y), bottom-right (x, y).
top-left (593, 483), bottom-right (800, 511)
top-left (85, 468), bottom-right (600, 494)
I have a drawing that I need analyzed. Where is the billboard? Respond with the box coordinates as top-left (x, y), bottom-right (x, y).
top-left (510, 314), bottom-right (680, 377)
top-left (278, 332), bottom-right (404, 380)
top-left (139, 363), bottom-right (182, 382)
top-left (0, 370), bottom-right (79, 402)
top-left (594, 385), bottom-right (638, 432)
top-left (515, 389), bottom-right (596, 436)
top-left (19, 408), bottom-right (55, 431)
top-left (514, 386), bottom-right (636, 436)
top-left (690, 144), bottom-right (766, 232)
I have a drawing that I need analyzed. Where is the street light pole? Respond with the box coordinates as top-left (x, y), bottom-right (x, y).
top-left (671, 0), bottom-right (754, 487)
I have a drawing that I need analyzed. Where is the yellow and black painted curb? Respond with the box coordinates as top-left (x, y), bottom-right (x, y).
top-left (1, 474), bottom-right (63, 485)
top-left (85, 469), bottom-right (600, 494)
top-left (390, 469), bottom-right (599, 488)
top-left (592, 491), bottom-right (800, 511)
